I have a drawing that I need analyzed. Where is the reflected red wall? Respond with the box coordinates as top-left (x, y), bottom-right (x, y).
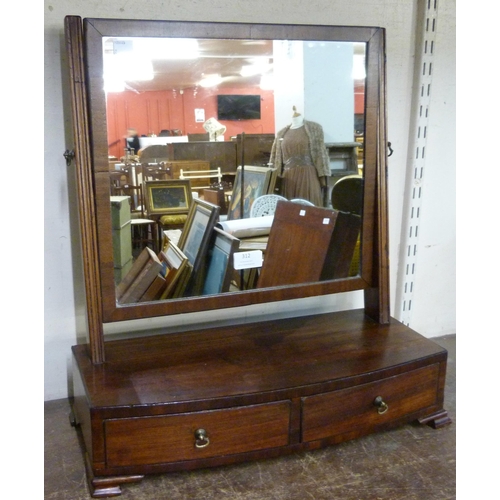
top-left (106, 86), bottom-right (275, 158)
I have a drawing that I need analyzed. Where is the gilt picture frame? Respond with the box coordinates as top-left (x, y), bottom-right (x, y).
top-left (144, 179), bottom-right (193, 215)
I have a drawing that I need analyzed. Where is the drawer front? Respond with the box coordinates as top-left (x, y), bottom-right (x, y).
top-left (105, 401), bottom-right (290, 467)
top-left (302, 364), bottom-right (440, 443)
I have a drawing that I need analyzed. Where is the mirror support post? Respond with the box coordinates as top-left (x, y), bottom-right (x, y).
top-left (65, 16), bottom-right (106, 364)
top-left (364, 28), bottom-right (390, 324)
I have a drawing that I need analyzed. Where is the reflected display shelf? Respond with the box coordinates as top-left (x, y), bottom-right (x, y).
top-left (71, 309), bottom-right (450, 497)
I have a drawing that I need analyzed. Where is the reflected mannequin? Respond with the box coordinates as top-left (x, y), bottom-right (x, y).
top-left (270, 107), bottom-right (330, 206)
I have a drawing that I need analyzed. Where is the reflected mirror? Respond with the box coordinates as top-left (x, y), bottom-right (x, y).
top-left (81, 19), bottom-right (383, 323)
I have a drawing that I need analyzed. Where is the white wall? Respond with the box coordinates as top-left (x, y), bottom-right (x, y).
top-left (43, 0), bottom-right (456, 400)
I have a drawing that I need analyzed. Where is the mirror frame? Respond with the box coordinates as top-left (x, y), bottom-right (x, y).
top-left (66, 17), bottom-right (388, 357)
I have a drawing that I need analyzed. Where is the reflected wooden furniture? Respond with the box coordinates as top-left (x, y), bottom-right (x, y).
top-left (138, 144), bottom-right (171, 162)
top-left (141, 162), bottom-right (172, 181)
top-left (171, 142), bottom-right (237, 174)
top-left (235, 133), bottom-right (275, 167)
top-left (257, 201), bottom-right (359, 288)
top-left (110, 187), bottom-right (158, 255)
top-left (331, 175), bottom-right (364, 276)
top-left (166, 160), bottom-right (211, 189)
top-left (110, 196), bottom-right (133, 284)
top-left (203, 188), bottom-right (227, 215)
top-left (325, 142), bottom-right (361, 197)
top-left (130, 218), bottom-right (158, 254)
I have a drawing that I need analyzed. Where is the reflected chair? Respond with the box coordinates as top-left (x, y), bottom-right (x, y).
top-left (122, 184), bottom-right (158, 255)
top-left (250, 194), bottom-right (287, 217)
top-left (290, 198), bottom-right (315, 206)
top-left (139, 145), bottom-right (171, 162)
top-left (141, 162), bottom-right (172, 182)
top-left (331, 175), bottom-right (363, 216)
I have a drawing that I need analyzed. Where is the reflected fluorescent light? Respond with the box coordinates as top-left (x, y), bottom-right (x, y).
top-left (259, 74), bottom-right (274, 90)
top-left (103, 54), bottom-right (154, 92)
top-left (352, 55), bottom-right (366, 80)
top-left (198, 74), bottom-right (223, 88)
top-left (133, 38), bottom-right (199, 59)
top-left (104, 78), bottom-right (125, 93)
top-left (240, 58), bottom-right (272, 77)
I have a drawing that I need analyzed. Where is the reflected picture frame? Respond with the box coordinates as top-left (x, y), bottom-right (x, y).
top-left (227, 165), bottom-right (276, 220)
top-left (202, 228), bottom-right (240, 296)
top-left (178, 198), bottom-right (220, 295)
top-left (144, 179), bottom-right (193, 215)
top-left (158, 241), bottom-right (191, 300)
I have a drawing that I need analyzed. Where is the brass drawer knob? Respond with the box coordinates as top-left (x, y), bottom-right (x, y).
top-left (373, 396), bottom-right (389, 414)
top-left (194, 428), bottom-right (210, 448)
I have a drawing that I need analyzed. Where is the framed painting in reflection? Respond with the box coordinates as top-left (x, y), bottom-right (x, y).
top-left (144, 179), bottom-right (193, 215)
top-left (227, 166), bottom-right (276, 220)
top-left (202, 228), bottom-right (240, 295)
top-left (178, 198), bottom-right (220, 295)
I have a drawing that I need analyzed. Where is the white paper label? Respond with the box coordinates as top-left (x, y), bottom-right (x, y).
top-left (233, 250), bottom-right (263, 270)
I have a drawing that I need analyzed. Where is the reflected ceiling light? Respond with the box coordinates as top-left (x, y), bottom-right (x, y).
top-left (352, 55), bottom-right (366, 80)
top-left (105, 37), bottom-right (199, 60)
top-left (104, 78), bottom-right (125, 93)
top-left (240, 58), bottom-right (272, 77)
top-left (103, 55), bottom-right (154, 92)
top-left (259, 74), bottom-right (274, 90)
top-left (104, 54), bottom-right (154, 78)
top-left (133, 37), bottom-right (199, 59)
top-left (198, 74), bottom-right (223, 88)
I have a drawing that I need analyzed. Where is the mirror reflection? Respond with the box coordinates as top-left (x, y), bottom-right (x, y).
top-left (105, 36), bottom-right (365, 304)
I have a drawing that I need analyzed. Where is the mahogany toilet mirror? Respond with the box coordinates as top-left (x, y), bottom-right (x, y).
top-left (65, 17), bottom-right (390, 364)
top-left (64, 18), bottom-right (452, 499)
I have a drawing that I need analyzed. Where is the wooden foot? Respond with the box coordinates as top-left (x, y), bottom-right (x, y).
top-left (418, 409), bottom-right (452, 429)
top-left (69, 408), bottom-right (78, 427)
top-left (85, 454), bottom-right (143, 498)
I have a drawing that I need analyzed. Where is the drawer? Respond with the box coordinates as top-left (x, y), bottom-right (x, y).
top-left (105, 401), bottom-right (290, 467)
top-left (302, 364), bottom-right (440, 443)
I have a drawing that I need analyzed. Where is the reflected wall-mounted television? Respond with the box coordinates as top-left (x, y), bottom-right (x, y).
top-left (217, 95), bottom-right (261, 120)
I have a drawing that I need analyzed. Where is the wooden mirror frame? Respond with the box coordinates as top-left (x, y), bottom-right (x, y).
top-left (65, 16), bottom-right (389, 364)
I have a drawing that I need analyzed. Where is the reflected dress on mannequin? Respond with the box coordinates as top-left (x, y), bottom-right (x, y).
top-left (280, 126), bottom-right (323, 206)
top-left (270, 111), bottom-right (330, 206)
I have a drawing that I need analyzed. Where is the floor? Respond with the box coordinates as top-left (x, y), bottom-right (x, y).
top-left (45, 335), bottom-right (455, 500)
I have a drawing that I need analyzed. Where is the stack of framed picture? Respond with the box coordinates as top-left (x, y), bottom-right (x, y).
top-left (156, 241), bottom-right (192, 300)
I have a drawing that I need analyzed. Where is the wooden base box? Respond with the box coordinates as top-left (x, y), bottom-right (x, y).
top-left (71, 309), bottom-right (450, 497)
